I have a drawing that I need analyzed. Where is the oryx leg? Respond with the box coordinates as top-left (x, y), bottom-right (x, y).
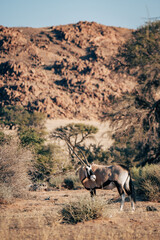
top-left (90, 188), bottom-right (96, 198)
top-left (129, 196), bottom-right (135, 211)
top-left (114, 181), bottom-right (125, 211)
top-left (120, 193), bottom-right (126, 211)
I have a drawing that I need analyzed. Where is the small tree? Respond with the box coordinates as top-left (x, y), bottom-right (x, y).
top-left (51, 123), bottom-right (98, 164)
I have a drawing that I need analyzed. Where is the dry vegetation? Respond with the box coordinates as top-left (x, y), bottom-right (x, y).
top-left (0, 189), bottom-right (160, 240)
top-left (0, 116), bottom-right (159, 240)
top-left (0, 139), bottom-right (32, 203)
top-left (132, 165), bottom-right (160, 202)
top-left (0, 134), bottom-right (159, 240)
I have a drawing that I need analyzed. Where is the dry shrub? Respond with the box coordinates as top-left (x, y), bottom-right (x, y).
top-left (0, 140), bottom-right (32, 202)
top-left (49, 175), bottom-right (64, 189)
top-left (49, 172), bottom-right (81, 190)
top-left (63, 173), bottom-right (82, 189)
top-left (132, 164), bottom-right (160, 201)
top-left (61, 197), bottom-right (105, 224)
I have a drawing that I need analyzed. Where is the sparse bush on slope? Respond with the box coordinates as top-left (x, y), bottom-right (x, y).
top-left (120, 21), bottom-right (160, 67)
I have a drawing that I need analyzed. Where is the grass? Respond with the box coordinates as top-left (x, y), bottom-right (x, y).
top-left (61, 197), bottom-right (106, 224)
top-left (0, 190), bottom-right (160, 240)
top-left (132, 164), bottom-right (160, 201)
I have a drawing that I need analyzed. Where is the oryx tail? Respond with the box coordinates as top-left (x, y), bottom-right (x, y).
top-left (123, 168), bottom-right (136, 204)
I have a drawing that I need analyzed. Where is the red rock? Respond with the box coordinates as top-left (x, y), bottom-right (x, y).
top-left (0, 22), bottom-right (135, 119)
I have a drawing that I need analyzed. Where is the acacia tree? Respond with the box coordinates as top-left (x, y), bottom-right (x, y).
top-left (50, 123), bottom-right (98, 164)
top-left (104, 21), bottom-right (160, 166)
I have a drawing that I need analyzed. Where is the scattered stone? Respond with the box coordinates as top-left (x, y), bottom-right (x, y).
top-left (44, 197), bottom-right (50, 201)
top-left (146, 206), bottom-right (158, 211)
top-left (29, 183), bottom-right (47, 191)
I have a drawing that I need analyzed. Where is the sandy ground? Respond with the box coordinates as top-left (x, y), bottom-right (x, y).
top-left (0, 189), bottom-right (159, 240)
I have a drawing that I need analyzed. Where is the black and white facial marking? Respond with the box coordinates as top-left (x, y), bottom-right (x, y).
top-left (85, 166), bottom-right (96, 181)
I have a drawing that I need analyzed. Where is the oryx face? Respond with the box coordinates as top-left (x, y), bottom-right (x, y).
top-left (85, 166), bottom-right (96, 181)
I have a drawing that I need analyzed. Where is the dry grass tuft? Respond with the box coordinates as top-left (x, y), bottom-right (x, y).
top-left (61, 197), bottom-right (107, 224)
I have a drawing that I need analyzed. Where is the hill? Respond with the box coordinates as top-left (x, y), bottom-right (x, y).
top-left (0, 21), bottom-right (135, 119)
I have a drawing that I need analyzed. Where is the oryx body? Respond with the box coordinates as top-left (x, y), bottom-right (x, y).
top-left (52, 135), bottom-right (136, 211)
top-left (79, 163), bottom-right (136, 211)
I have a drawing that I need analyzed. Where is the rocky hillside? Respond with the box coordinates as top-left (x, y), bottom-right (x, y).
top-left (0, 21), bottom-right (135, 119)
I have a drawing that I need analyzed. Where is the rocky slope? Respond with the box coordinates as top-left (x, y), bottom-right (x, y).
top-left (0, 21), bottom-right (135, 119)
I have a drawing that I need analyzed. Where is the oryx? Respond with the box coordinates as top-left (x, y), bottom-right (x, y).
top-left (51, 132), bottom-right (136, 211)
top-left (79, 163), bottom-right (136, 211)
top-left (68, 143), bottom-right (136, 211)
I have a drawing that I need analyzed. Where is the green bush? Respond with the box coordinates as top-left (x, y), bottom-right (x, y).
top-left (61, 198), bottom-right (104, 224)
top-left (31, 144), bottom-right (72, 182)
top-left (86, 144), bottom-right (110, 164)
top-left (120, 21), bottom-right (160, 67)
top-left (0, 131), bottom-right (5, 144)
top-left (0, 105), bottom-right (45, 129)
top-left (132, 164), bottom-right (160, 201)
top-left (19, 127), bottom-right (45, 147)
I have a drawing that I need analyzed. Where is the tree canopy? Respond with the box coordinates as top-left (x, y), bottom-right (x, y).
top-left (51, 123), bottom-right (98, 164)
top-left (104, 21), bottom-right (160, 166)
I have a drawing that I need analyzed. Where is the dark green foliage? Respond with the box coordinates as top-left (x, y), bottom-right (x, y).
top-left (30, 143), bottom-right (70, 182)
top-left (63, 178), bottom-right (74, 189)
top-left (119, 21), bottom-right (160, 67)
top-left (0, 105), bottom-right (45, 129)
top-left (0, 105), bottom-right (46, 148)
top-left (63, 175), bottom-right (81, 189)
top-left (0, 131), bottom-right (5, 144)
top-left (19, 127), bottom-right (45, 147)
top-left (35, 144), bottom-right (58, 179)
top-left (105, 21), bottom-right (160, 167)
top-left (81, 144), bottom-right (110, 164)
top-left (0, 105), bottom-right (29, 128)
